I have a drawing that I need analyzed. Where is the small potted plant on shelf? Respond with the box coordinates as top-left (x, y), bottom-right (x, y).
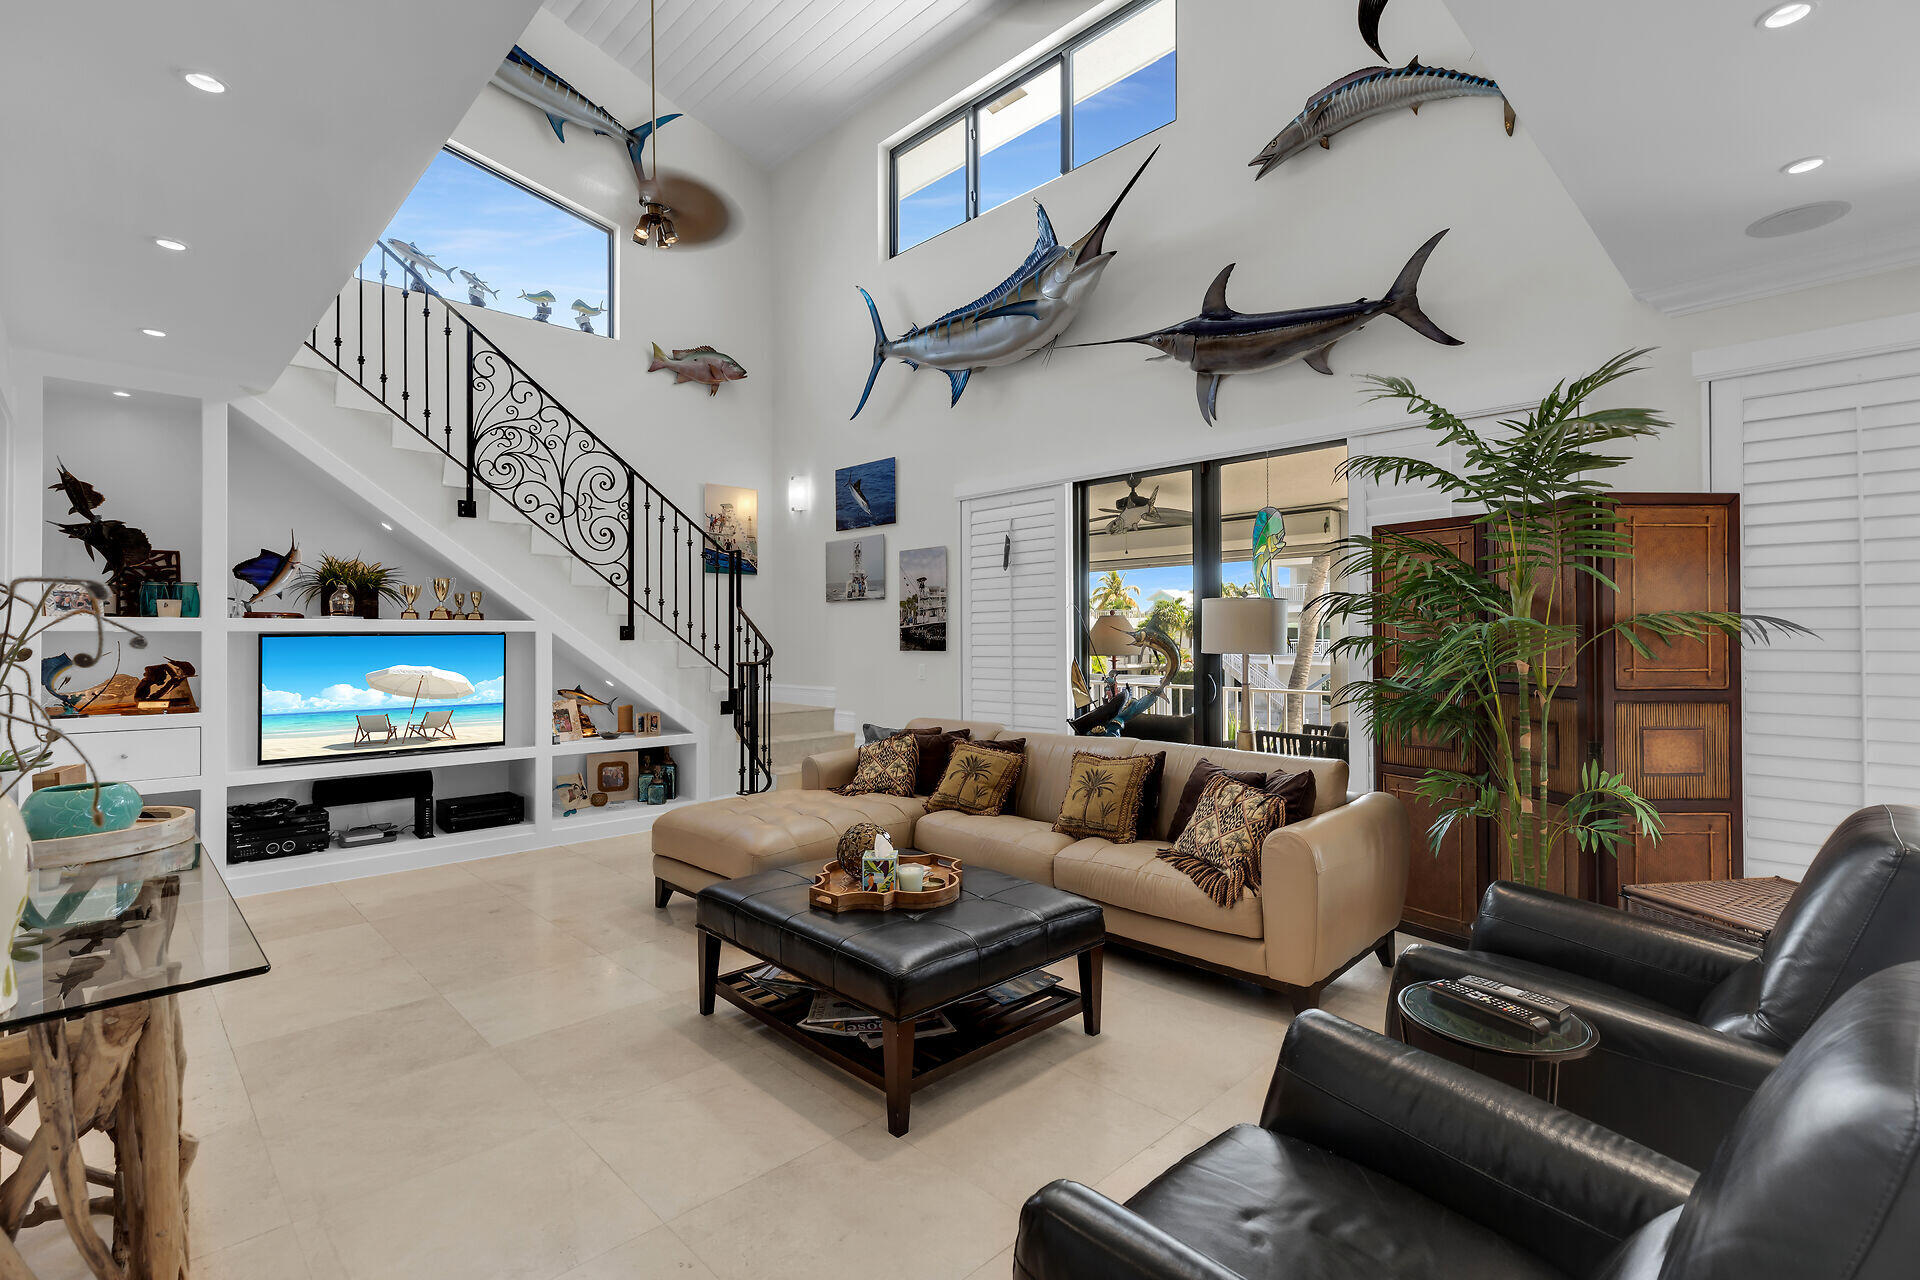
top-left (289, 554), bottom-right (408, 620)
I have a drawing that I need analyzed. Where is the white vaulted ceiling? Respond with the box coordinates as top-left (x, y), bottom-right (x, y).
top-left (543, 0), bottom-right (1018, 166)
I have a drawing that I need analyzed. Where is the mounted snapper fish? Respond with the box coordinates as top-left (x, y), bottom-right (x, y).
top-left (232, 536), bottom-right (301, 608)
top-left (384, 239), bottom-right (457, 285)
top-left (1250, 59), bottom-right (1514, 178)
top-left (490, 45), bottom-right (679, 173)
top-left (648, 344), bottom-right (748, 396)
top-left (851, 147), bottom-right (1157, 419)
top-left (1069, 229), bottom-right (1462, 426)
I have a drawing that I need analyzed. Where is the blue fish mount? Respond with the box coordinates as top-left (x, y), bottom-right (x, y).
top-left (496, 45), bottom-right (680, 171)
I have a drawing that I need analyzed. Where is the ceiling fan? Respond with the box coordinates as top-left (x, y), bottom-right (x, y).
top-left (1090, 475), bottom-right (1193, 536)
top-left (633, 0), bottom-right (731, 248)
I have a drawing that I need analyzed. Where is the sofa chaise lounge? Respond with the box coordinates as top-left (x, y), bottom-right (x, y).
top-left (652, 718), bottom-right (1410, 1010)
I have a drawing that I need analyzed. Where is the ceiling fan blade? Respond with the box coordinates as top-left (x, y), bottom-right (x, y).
top-left (635, 169), bottom-right (733, 246)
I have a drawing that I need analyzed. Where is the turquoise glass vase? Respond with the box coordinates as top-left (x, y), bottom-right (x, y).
top-left (19, 782), bottom-right (143, 842)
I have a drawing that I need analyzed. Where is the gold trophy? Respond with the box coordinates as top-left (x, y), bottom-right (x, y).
top-left (468, 589), bottom-right (484, 621)
top-left (452, 592), bottom-right (466, 620)
top-left (429, 577), bottom-right (453, 620)
top-left (399, 584), bottom-right (421, 620)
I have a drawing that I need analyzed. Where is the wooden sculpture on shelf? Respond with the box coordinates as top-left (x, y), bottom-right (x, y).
top-left (134, 656), bottom-right (198, 714)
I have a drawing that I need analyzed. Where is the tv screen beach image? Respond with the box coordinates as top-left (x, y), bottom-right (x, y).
top-left (259, 633), bottom-right (507, 764)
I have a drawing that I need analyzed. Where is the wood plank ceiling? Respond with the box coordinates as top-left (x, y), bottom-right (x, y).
top-left (543, 0), bottom-right (1016, 167)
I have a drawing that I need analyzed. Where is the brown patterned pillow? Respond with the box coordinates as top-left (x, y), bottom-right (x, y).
top-left (1158, 774), bottom-right (1287, 906)
top-left (926, 741), bottom-right (1024, 816)
top-left (838, 733), bottom-right (919, 798)
top-left (902, 727), bottom-right (972, 794)
top-left (1166, 759), bottom-right (1315, 842)
top-left (1054, 751), bottom-right (1154, 843)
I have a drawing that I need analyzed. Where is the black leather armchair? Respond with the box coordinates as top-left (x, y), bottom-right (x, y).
top-left (1015, 963), bottom-right (1920, 1279)
top-left (1389, 803), bottom-right (1920, 1168)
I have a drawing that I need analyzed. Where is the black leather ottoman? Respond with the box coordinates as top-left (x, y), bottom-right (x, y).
top-left (697, 864), bottom-right (1106, 1134)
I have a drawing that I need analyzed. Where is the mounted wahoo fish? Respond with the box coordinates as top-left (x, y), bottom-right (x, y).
top-left (1068, 229), bottom-right (1462, 426)
top-left (383, 239), bottom-right (457, 285)
top-left (1250, 59), bottom-right (1514, 178)
top-left (489, 45), bottom-right (679, 173)
top-left (850, 148), bottom-right (1156, 419)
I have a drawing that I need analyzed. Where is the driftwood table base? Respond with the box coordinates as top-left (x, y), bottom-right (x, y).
top-left (0, 994), bottom-right (193, 1279)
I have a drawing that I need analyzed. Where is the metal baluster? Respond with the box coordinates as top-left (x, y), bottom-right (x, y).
top-left (622, 471), bottom-right (636, 640)
top-left (356, 264), bottom-right (366, 385)
top-left (643, 491), bottom-right (654, 621)
top-left (421, 287), bottom-right (432, 446)
top-left (378, 258), bottom-right (388, 404)
top-left (458, 329), bottom-right (476, 517)
top-left (400, 273), bottom-right (410, 421)
top-left (443, 303), bottom-right (452, 456)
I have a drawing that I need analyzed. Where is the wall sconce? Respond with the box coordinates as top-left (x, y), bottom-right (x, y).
top-left (788, 475), bottom-right (811, 513)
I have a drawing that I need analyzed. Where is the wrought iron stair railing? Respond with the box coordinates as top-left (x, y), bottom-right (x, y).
top-left (304, 242), bottom-right (773, 794)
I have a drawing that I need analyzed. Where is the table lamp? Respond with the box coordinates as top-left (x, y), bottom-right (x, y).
top-left (1200, 596), bottom-right (1288, 750)
top-left (1088, 612), bottom-right (1143, 659)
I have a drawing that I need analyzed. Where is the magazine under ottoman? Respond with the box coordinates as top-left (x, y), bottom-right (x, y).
top-left (695, 864), bottom-right (1107, 1135)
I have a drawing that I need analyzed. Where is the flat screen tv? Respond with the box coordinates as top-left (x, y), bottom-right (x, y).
top-left (258, 632), bottom-right (507, 766)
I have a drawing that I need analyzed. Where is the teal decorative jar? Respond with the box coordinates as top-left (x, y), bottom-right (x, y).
top-left (19, 782), bottom-right (143, 842)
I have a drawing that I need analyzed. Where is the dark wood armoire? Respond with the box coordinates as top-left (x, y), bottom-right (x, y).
top-left (1376, 494), bottom-right (1744, 942)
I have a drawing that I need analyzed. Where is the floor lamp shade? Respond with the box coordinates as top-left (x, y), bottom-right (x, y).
top-left (1200, 597), bottom-right (1288, 750)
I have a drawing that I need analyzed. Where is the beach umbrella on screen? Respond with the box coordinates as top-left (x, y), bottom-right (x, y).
top-left (365, 664), bottom-right (473, 723)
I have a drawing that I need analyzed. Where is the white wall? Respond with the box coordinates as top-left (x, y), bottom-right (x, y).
top-left (766, 0), bottom-right (1920, 729)
top-left (428, 8), bottom-right (780, 634)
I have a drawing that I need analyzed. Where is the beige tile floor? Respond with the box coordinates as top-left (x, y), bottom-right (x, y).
top-left (6, 834), bottom-right (1401, 1280)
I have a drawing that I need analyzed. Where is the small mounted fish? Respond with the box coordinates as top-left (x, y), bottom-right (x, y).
top-left (458, 270), bottom-right (499, 308)
top-left (518, 289), bottom-right (557, 322)
top-left (233, 535), bottom-right (301, 614)
top-left (649, 344), bottom-right (748, 396)
top-left (1249, 59), bottom-right (1514, 179)
top-left (383, 239), bottom-right (457, 288)
top-left (571, 299), bottom-right (606, 333)
top-left (1068, 229), bottom-right (1462, 426)
top-left (852, 148), bottom-right (1156, 418)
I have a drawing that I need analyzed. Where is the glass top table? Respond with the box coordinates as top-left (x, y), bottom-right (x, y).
top-left (1, 841), bottom-right (269, 1034)
top-left (1396, 980), bottom-right (1598, 1103)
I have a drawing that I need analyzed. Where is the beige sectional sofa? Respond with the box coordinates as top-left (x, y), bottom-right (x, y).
top-left (652, 718), bottom-right (1410, 1009)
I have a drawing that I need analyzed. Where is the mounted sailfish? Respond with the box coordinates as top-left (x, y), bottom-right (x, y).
top-left (1068, 229), bottom-right (1462, 426)
top-left (850, 148), bottom-right (1157, 419)
top-left (489, 45), bottom-right (679, 176)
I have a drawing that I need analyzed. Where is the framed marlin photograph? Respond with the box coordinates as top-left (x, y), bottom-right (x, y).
top-left (834, 457), bottom-right (896, 531)
top-left (826, 535), bottom-right (887, 603)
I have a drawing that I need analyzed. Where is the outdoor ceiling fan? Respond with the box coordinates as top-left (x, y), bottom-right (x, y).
top-left (1090, 474), bottom-right (1193, 536)
top-left (633, 0), bottom-right (730, 248)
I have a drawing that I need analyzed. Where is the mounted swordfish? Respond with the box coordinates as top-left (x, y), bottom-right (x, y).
top-left (1068, 229), bottom-right (1462, 426)
top-left (850, 148), bottom-right (1156, 419)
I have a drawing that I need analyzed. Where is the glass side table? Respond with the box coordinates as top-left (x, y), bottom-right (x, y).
top-left (1396, 980), bottom-right (1598, 1103)
top-left (0, 842), bottom-right (269, 1278)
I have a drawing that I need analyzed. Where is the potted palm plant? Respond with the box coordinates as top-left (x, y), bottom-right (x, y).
top-left (289, 554), bottom-right (408, 620)
top-left (1320, 350), bottom-right (1807, 887)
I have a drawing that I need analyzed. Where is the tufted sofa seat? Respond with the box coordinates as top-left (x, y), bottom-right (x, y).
top-left (652, 716), bottom-right (1410, 1008)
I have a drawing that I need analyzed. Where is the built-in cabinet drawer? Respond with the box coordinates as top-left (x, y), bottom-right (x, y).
top-left (42, 726), bottom-right (202, 785)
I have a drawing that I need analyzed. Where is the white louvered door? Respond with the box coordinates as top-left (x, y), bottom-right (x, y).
top-left (960, 485), bottom-right (1070, 733)
top-left (1708, 345), bottom-right (1920, 879)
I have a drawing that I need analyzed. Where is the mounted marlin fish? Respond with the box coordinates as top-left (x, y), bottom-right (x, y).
top-left (1249, 59), bottom-right (1514, 179)
top-left (850, 148), bottom-right (1156, 419)
top-left (1069, 229), bottom-right (1462, 426)
top-left (489, 45), bottom-right (679, 175)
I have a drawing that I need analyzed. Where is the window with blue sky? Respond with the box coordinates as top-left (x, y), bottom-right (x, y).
top-left (892, 0), bottom-right (1176, 255)
top-left (365, 148), bottom-right (615, 337)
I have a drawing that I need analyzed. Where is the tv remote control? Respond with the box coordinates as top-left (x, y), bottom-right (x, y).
top-left (1456, 974), bottom-right (1572, 1019)
top-left (1427, 980), bottom-right (1554, 1033)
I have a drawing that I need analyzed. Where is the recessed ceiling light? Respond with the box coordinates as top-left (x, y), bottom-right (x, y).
top-left (380, 522), bottom-right (394, 531)
top-left (1746, 200), bottom-right (1851, 239)
top-left (140, 328), bottom-right (167, 338)
top-left (183, 72), bottom-right (226, 93)
top-left (1781, 156), bottom-right (1825, 175)
top-left (153, 236), bottom-right (189, 252)
top-left (1757, 3), bottom-right (1814, 29)
top-left (112, 390), bottom-right (132, 398)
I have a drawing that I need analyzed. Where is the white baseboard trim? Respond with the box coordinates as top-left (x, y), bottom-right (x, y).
top-left (771, 683), bottom-right (835, 707)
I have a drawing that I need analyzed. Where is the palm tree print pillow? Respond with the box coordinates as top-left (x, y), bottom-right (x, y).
top-left (926, 742), bottom-right (1025, 816)
top-left (1054, 751), bottom-right (1155, 843)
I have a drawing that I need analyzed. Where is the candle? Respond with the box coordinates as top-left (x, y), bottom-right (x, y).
top-left (897, 863), bottom-right (927, 892)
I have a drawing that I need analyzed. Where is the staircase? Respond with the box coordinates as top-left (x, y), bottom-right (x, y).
top-left (302, 243), bottom-right (773, 793)
top-left (766, 703), bottom-right (855, 791)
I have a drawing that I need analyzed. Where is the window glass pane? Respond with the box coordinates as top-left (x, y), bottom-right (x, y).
top-left (1072, 0), bottom-right (1176, 168)
top-left (894, 119), bottom-right (967, 252)
top-left (372, 149), bottom-right (613, 336)
top-left (977, 62), bottom-right (1063, 215)
top-left (1084, 469), bottom-right (1195, 719)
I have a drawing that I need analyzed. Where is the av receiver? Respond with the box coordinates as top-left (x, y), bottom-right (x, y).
top-left (227, 799), bottom-right (330, 864)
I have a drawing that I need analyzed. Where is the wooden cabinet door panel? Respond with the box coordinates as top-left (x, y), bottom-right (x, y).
top-left (1613, 812), bottom-right (1735, 891)
top-left (1386, 770), bottom-right (1481, 938)
top-left (1612, 504), bottom-right (1731, 690)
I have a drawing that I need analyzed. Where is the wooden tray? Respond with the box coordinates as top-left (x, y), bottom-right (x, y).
top-left (29, 805), bottom-right (197, 868)
top-left (809, 852), bottom-right (962, 913)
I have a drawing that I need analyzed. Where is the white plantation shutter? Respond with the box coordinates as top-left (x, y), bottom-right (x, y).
top-left (1708, 344), bottom-right (1920, 878)
top-left (960, 485), bottom-right (1070, 732)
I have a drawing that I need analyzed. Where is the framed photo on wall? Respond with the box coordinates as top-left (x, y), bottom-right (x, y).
top-left (899, 546), bottom-right (947, 651)
top-left (834, 457), bottom-right (896, 530)
top-left (702, 483), bottom-right (758, 575)
top-left (826, 534), bottom-right (887, 602)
